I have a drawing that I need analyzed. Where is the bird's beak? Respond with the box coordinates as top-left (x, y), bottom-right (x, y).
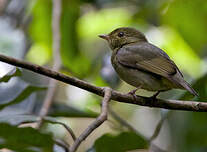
top-left (98, 34), bottom-right (110, 41)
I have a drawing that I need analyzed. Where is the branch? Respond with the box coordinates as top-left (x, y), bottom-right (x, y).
top-left (39, 0), bottom-right (62, 118)
top-left (43, 118), bottom-right (76, 142)
top-left (149, 111), bottom-right (171, 142)
top-left (0, 54), bottom-right (206, 111)
top-left (109, 107), bottom-right (141, 134)
top-left (55, 139), bottom-right (69, 152)
top-left (69, 87), bottom-right (112, 152)
top-left (36, 0), bottom-right (62, 128)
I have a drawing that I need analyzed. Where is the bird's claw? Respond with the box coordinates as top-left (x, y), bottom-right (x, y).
top-left (150, 91), bottom-right (160, 101)
top-left (127, 88), bottom-right (139, 100)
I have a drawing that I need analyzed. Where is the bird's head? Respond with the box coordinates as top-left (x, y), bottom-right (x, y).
top-left (99, 27), bottom-right (147, 50)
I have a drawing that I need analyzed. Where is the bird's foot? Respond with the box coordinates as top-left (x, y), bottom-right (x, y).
top-left (127, 86), bottom-right (141, 100)
top-left (150, 91), bottom-right (161, 101)
top-left (128, 88), bottom-right (138, 95)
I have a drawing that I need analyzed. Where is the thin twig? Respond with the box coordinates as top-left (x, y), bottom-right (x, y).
top-left (37, 0), bottom-right (62, 128)
top-left (55, 139), bottom-right (70, 152)
top-left (54, 121), bottom-right (76, 141)
top-left (109, 107), bottom-right (141, 135)
top-left (69, 87), bottom-right (112, 152)
top-left (149, 111), bottom-right (171, 142)
top-left (0, 54), bottom-right (206, 111)
top-left (19, 117), bottom-right (76, 142)
top-left (42, 118), bottom-right (76, 141)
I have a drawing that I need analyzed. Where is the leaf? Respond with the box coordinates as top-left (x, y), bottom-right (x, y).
top-left (0, 68), bottom-right (21, 83)
top-left (49, 103), bottom-right (98, 118)
top-left (162, 0), bottom-right (207, 52)
top-left (0, 123), bottom-right (54, 152)
top-left (0, 85), bottom-right (46, 111)
top-left (90, 132), bottom-right (148, 152)
top-left (0, 114), bottom-right (76, 140)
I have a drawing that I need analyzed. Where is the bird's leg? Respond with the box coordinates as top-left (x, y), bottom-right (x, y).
top-left (127, 86), bottom-right (142, 99)
top-left (128, 88), bottom-right (138, 95)
top-left (150, 91), bottom-right (161, 100)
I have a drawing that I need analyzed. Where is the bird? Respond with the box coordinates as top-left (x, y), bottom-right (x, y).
top-left (99, 27), bottom-right (198, 99)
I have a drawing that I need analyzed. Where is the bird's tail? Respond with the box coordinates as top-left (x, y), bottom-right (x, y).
top-left (169, 75), bottom-right (198, 96)
top-left (180, 80), bottom-right (198, 96)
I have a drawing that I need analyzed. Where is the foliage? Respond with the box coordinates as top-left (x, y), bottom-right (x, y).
top-left (0, 85), bottom-right (46, 111)
top-left (0, 123), bottom-right (54, 152)
top-left (0, 68), bottom-right (21, 83)
top-left (89, 132), bottom-right (148, 152)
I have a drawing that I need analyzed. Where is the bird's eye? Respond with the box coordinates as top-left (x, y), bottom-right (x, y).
top-left (118, 32), bottom-right (124, 37)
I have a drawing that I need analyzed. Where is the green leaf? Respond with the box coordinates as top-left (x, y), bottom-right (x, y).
top-left (49, 103), bottom-right (98, 118)
top-left (161, 0), bottom-right (207, 52)
top-left (0, 85), bottom-right (46, 111)
top-left (0, 68), bottom-right (21, 83)
top-left (0, 123), bottom-right (54, 152)
top-left (90, 132), bottom-right (148, 152)
top-left (0, 114), bottom-right (76, 140)
top-left (27, 0), bottom-right (52, 65)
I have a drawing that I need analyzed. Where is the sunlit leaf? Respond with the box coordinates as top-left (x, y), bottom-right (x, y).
top-left (161, 0), bottom-right (207, 52)
top-left (77, 8), bottom-right (132, 40)
top-left (26, 43), bottom-right (51, 65)
top-left (0, 68), bottom-right (21, 83)
top-left (0, 123), bottom-right (54, 152)
top-left (0, 86), bottom-right (46, 111)
top-left (27, 0), bottom-right (52, 65)
top-left (89, 132), bottom-right (148, 152)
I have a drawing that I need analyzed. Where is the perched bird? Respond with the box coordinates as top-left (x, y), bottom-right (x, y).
top-left (99, 27), bottom-right (198, 98)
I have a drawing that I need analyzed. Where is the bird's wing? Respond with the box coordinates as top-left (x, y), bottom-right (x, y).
top-left (116, 42), bottom-right (199, 96)
top-left (116, 42), bottom-right (182, 78)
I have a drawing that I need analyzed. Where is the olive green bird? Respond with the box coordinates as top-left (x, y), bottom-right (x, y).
top-left (99, 27), bottom-right (198, 98)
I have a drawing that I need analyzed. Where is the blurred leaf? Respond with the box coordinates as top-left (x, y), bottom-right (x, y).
top-left (0, 123), bottom-right (54, 152)
top-left (49, 103), bottom-right (98, 118)
top-left (0, 114), bottom-right (75, 140)
top-left (27, 0), bottom-right (52, 65)
top-left (161, 0), bottom-right (207, 52)
top-left (28, 0), bottom-right (90, 76)
top-left (169, 111), bottom-right (207, 152)
top-left (61, 0), bottom-right (92, 77)
top-left (89, 132), bottom-right (148, 152)
top-left (0, 68), bottom-right (21, 83)
top-left (0, 86), bottom-right (46, 111)
top-left (77, 8), bottom-right (131, 40)
top-left (26, 43), bottom-right (51, 65)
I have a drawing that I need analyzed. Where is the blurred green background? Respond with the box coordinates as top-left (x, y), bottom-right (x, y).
top-left (0, 0), bottom-right (207, 151)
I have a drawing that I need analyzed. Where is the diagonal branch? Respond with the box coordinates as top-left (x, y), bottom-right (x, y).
top-left (0, 54), bottom-right (206, 111)
top-left (149, 111), bottom-right (171, 142)
top-left (69, 87), bottom-right (112, 152)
